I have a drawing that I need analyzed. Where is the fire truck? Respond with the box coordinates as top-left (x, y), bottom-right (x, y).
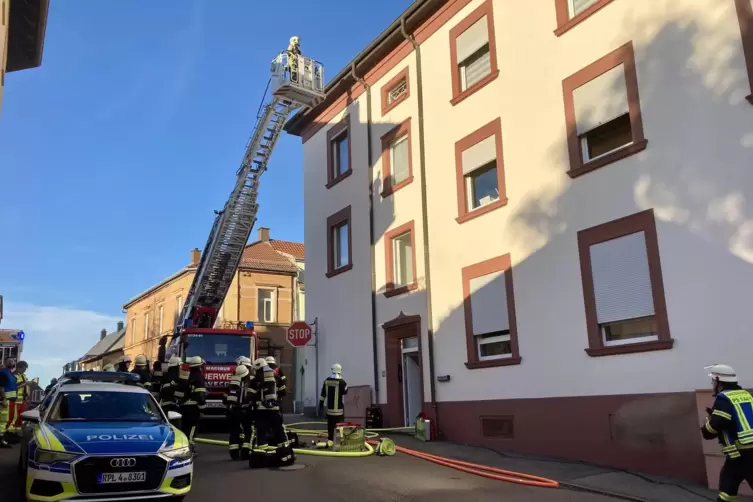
top-left (165, 40), bottom-right (324, 415)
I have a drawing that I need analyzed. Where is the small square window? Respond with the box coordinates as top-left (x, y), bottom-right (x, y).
top-left (258, 289), bottom-right (275, 323)
top-left (476, 330), bottom-right (512, 360)
top-left (388, 77), bottom-right (407, 105)
top-left (381, 67), bottom-right (410, 115)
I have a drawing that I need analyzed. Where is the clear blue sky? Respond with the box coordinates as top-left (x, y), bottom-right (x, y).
top-left (0, 0), bottom-right (412, 382)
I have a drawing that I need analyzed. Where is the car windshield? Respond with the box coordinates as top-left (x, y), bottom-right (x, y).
top-left (48, 391), bottom-right (163, 422)
top-left (184, 334), bottom-right (251, 364)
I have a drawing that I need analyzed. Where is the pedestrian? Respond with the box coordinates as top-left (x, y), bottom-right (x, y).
top-left (179, 356), bottom-right (206, 455)
top-left (701, 364), bottom-right (753, 502)
top-left (131, 355), bottom-right (152, 391)
top-left (225, 364), bottom-right (251, 460)
top-left (0, 358), bottom-right (17, 448)
top-left (9, 361), bottom-right (35, 436)
top-left (318, 363), bottom-right (348, 446)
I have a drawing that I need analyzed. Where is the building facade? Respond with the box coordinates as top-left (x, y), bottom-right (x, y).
top-left (122, 227), bottom-right (305, 412)
top-left (0, 0), bottom-right (49, 115)
top-left (78, 322), bottom-right (126, 371)
top-left (285, 0), bottom-right (753, 483)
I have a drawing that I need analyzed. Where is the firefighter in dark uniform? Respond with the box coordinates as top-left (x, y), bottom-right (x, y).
top-left (151, 336), bottom-right (168, 400)
top-left (252, 358), bottom-right (285, 448)
top-left (131, 355), bottom-right (152, 391)
top-left (159, 356), bottom-right (182, 414)
top-left (319, 363), bottom-right (348, 445)
top-left (116, 354), bottom-right (132, 372)
top-left (225, 364), bottom-right (251, 460)
top-left (180, 356), bottom-right (207, 455)
top-left (701, 364), bottom-right (753, 502)
top-left (236, 356), bottom-right (256, 453)
top-left (266, 356), bottom-right (287, 398)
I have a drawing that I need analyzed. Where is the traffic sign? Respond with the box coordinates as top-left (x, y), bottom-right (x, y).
top-left (286, 321), bottom-right (312, 348)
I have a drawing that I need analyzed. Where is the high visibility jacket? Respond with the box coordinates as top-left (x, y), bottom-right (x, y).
top-left (0, 368), bottom-right (17, 401)
top-left (15, 373), bottom-right (27, 402)
top-left (174, 364), bottom-right (191, 403)
top-left (270, 364), bottom-right (287, 399)
top-left (702, 386), bottom-right (753, 458)
top-left (159, 367), bottom-right (180, 407)
top-left (182, 368), bottom-right (207, 409)
top-left (253, 367), bottom-right (279, 411)
top-left (225, 376), bottom-right (250, 409)
top-left (319, 376), bottom-right (348, 416)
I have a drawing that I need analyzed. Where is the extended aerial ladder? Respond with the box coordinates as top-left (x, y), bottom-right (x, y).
top-left (168, 41), bottom-right (324, 356)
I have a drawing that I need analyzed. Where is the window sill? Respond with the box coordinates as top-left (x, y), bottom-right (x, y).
top-left (585, 339), bottom-right (674, 357)
top-left (465, 357), bottom-right (522, 370)
top-left (450, 70), bottom-right (500, 107)
top-left (384, 282), bottom-right (418, 298)
top-left (554, 0), bottom-right (616, 37)
top-left (381, 175), bottom-right (414, 198)
top-left (567, 139), bottom-right (648, 179)
top-left (325, 169), bottom-right (353, 189)
top-left (456, 197), bottom-right (508, 224)
top-left (325, 263), bottom-right (353, 279)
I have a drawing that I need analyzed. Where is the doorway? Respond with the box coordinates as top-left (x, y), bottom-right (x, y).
top-left (383, 314), bottom-right (423, 428)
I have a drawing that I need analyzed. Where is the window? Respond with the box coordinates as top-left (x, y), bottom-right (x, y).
top-left (562, 42), bottom-right (647, 178)
top-left (735, 0), bottom-right (753, 104)
top-left (380, 118), bottom-right (413, 196)
top-left (159, 305), bottom-right (164, 334)
top-left (577, 209), bottom-right (673, 357)
top-left (554, 0), bottom-right (615, 36)
top-left (384, 221), bottom-right (417, 297)
top-left (258, 289), bottom-right (275, 323)
top-left (449, 0), bottom-right (498, 105)
top-left (326, 118), bottom-right (351, 188)
top-left (131, 318), bottom-right (137, 345)
top-left (462, 254), bottom-right (520, 369)
top-left (326, 206), bottom-right (352, 278)
top-left (381, 67), bottom-right (410, 115)
top-left (454, 118), bottom-right (507, 223)
top-left (144, 313), bottom-right (150, 340)
top-left (175, 295), bottom-right (183, 324)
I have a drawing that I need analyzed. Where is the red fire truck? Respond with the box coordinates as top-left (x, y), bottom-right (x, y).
top-left (165, 39), bottom-right (324, 418)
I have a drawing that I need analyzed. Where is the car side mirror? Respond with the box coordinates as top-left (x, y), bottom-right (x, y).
top-left (167, 410), bottom-right (182, 423)
top-left (21, 409), bottom-right (40, 423)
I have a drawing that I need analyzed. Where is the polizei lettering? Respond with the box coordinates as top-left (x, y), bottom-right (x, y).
top-left (86, 434), bottom-right (155, 441)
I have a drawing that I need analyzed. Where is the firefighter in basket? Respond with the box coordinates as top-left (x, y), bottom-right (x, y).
top-left (287, 36), bottom-right (301, 81)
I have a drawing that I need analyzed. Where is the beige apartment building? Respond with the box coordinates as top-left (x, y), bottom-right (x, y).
top-left (286, 0), bottom-right (753, 484)
top-left (0, 0), bottom-right (48, 114)
top-left (122, 228), bottom-right (304, 411)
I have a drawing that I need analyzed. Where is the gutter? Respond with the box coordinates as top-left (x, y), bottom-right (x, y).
top-left (350, 62), bottom-right (380, 400)
top-left (400, 17), bottom-right (440, 433)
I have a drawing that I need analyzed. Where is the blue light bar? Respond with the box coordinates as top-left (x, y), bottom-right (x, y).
top-left (61, 371), bottom-right (141, 385)
top-left (245, 321), bottom-right (254, 330)
top-left (183, 319), bottom-right (193, 328)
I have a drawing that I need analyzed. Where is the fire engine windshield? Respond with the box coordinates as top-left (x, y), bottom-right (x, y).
top-left (184, 334), bottom-right (251, 364)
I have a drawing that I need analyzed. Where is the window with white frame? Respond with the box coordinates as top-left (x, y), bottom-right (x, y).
top-left (469, 271), bottom-right (512, 360)
top-left (175, 295), bottom-right (183, 324)
top-left (159, 305), bottom-right (164, 334)
top-left (387, 76), bottom-right (407, 105)
top-left (333, 221), bottom-right (350, 269)
top-left (588, 231), bottom-right (658, 346)
top-left (331, 131), bottom-right (349, 178)
top-left (568, 0), bottom-right (598, 18)
top-left (390, 135), bottom-right (410, 186)
top-left (131, 318), bottom-right (137, 345)
top-left (258, 289), bottom-right (275, 323)
top-left (391, 230), bottom-right (414, 288)
top-left (455, 16), bottom-right (492, 92)
top-left (144, 313), bottom-right (150, 340)
top-left (573, 64), bottom-right (632, 163)
top-left (462, 135), bottom-right (499, 211)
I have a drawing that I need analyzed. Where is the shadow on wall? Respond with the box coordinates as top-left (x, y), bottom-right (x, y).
top-left (425, 0), bottom-right (753, 483)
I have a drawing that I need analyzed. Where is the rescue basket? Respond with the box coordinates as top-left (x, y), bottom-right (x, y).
top-left (333, 422), bottom-right (366, 452)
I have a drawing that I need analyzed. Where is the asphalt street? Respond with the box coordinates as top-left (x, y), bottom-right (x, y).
top-left (0, 430), bottom-right (624, 502)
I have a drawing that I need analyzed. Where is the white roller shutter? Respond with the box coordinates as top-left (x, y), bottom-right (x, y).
top-left (573, 64), bottom-right (629, 135)
top-left (570, 0), bottom-right (598, 17)
top-left (462, 135), bottom-right (496, 175)
top-left (456, 16), bottom-right (489, 63)
top-left (589, 231), bottom-right (655, 324)
top-left (469, 271), bottom-right (508, 335)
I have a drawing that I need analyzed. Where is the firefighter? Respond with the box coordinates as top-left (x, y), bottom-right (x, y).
top-left (131, 355), bottom-right (152, 391)
top-left (225, 364), bottom-right (251, 460)
top-left (180, 356), bottom-right (206, 455)
top-left (9, 361), bottom-right (31, 437)
top-left (253, 358), bottom-right (286, 448)
top-left (287, 36), bottom-right (301, 81)
top-left (319, 363), bottom-right (348, 445)
top-left (151, 360), bottom-right (163, 400)
top-left (265, 356), bottom-right (287, 398)
top-left (0, 359), bottom-right (15, 448)
top-left (116, 354), bottom-right (132, 372)
top-left (160, 356), bottom-right (182, 414)
top-left (701, 364), bottom-right (753, 501)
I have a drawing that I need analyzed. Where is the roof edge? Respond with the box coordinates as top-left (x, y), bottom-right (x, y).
top-left (122, 267), bottom-right (195, 310)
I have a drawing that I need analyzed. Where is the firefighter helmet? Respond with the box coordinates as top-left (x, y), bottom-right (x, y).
top-left (236, 356), bottom-right (252, 366)
top-left (265, 356), bottom-right (276, 365)
top-left (103, 364), bottom-right (116, 372)
top-left (235, 365), bottom-right (250, 378)
top-left (290, 36), bottom-right (300, 46)
top-left (254, 358), bottom-right (268, 369)
top-left (134, 355), bottom-right (148, 367)
top-left (118, 354), bottom-right (132, 364)
top-left (186, 356), bottom-right (203, 367)
top-left (332, 363), bottom-right (342, 375)
top-left (706, 364), bottom-right (738, 383)
top-left (168, 356), bottom-right (182, 368)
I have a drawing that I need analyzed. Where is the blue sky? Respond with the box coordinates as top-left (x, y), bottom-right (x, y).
top-left (0, 0), bottom-right (412, 383)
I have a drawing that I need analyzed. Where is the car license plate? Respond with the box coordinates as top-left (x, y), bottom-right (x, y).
top-left (97, 472), bottom-right (146, 484)
top-left (205, 401), bottom-right (224, 408)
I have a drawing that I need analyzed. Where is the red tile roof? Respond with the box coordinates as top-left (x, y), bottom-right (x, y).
top-left (269, 239), bottom-right (304, 260)
top-left (239, 241), bottom-right (299, 273)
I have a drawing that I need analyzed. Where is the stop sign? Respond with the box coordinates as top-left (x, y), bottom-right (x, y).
top-left (286, 321), bottom-right (312, 347)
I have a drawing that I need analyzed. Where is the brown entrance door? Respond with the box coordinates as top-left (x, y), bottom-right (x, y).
top-left (383, 315), bottom-right (423, 428)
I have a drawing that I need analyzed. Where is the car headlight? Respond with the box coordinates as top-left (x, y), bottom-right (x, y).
top-left (160, 446), bottom-right (192, 460)
top-left (35, 449), bottom-right (79, 464)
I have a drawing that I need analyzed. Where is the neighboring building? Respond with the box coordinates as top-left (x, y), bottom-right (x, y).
top-left (0, 0), bottom-right (49, 115)
top-left (0, 329), bottom-right (23, 362)
top-left (122, 227), bottom-right (304, 412)
top-left (62, 360), bottom-right (81, 373)
top-left (285, 0), bottom-right (753, 483)
top-left (78, 322), bottom-right (126, 371)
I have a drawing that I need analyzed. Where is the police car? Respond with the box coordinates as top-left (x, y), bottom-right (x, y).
top-left (18, 371), bottom-right (193, 501)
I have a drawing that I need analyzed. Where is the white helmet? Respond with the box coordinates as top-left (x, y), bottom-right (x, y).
top-left (236, 356), bottom-right (252, 366)
top-left (168, 356), bottom-right (182, 368)
top-left (118, 354), bottom-right (132, 364)
top-left (134, 355), bottom-right (148, 367)
top-left (265, 356), bottom-right (276, 365)
top-left (332, 363), bottom-right (342, 375)
top-left (290, 36), bottom-right (300, 45)
top-left (103, 364), bottom-right (116, 372)
top-left (235, 365), bottom-right (250, 378)
top-left (706, 364), bottom-right (738, 383)
top-left (254, 358), bottom-right (268, 369)
top-left (186, 356), bottom-right (203, 367)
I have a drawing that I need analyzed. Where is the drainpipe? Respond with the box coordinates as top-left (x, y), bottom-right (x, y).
top-left (400, 16), bottom-right (439, 433)
top-left (351, 62), bottom-right (380, 402)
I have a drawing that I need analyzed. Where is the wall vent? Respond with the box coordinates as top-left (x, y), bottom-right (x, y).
top-left (480, 415), bottom-right (514, 439)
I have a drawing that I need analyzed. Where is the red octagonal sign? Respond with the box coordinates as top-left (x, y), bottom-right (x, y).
top-left (286, 321), bottom-right (312, 348)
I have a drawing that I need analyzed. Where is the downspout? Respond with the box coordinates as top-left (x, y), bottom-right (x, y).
top-left (401, 16), bottom-right (440, 433)
top-left (350, 62), bottom-right (380, 401)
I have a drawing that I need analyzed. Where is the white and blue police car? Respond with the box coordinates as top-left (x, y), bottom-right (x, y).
top-left (18, 371), bottom-right (193, 501)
